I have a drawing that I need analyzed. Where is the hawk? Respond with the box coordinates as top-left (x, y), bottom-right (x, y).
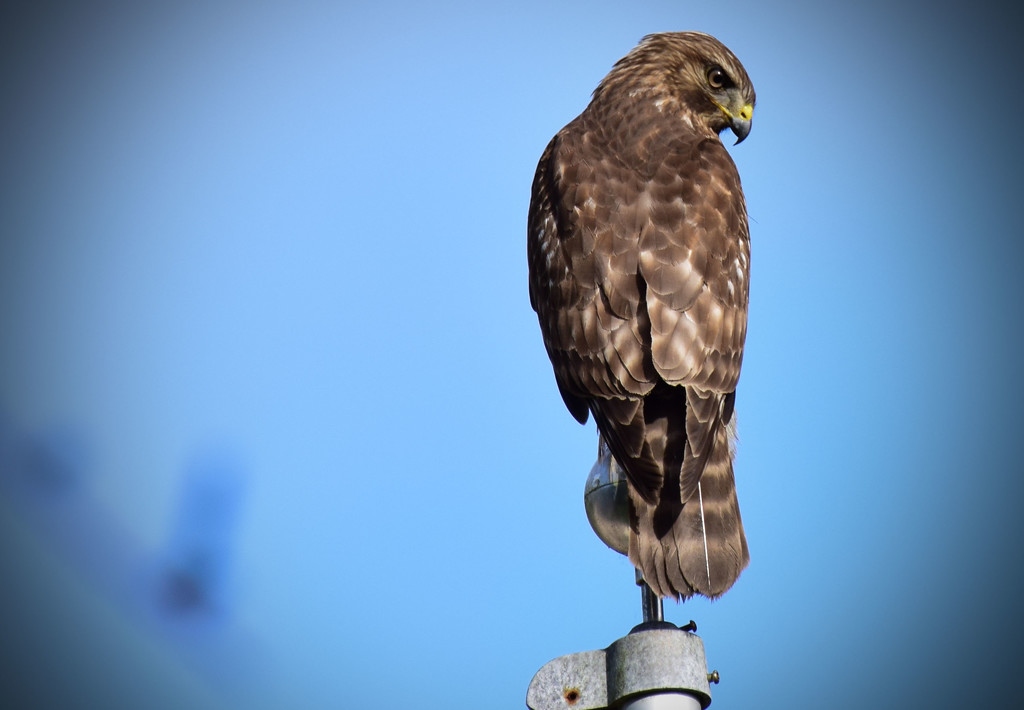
top-left (528, 32), bottom-right (756, 600)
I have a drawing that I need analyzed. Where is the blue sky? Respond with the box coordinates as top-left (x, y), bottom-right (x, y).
top-left (1, 1), bottom-right (1021, 708)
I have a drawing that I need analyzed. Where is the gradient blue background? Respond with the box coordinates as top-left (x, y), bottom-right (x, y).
top-left (2, 1), bottom-right (1022, 708)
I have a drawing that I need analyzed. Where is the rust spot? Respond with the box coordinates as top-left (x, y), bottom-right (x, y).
top-left (563, 687), bottom-right (581, 705)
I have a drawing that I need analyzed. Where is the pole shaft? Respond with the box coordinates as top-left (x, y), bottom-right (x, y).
top-left (640, 580), bottom-right (663, 623)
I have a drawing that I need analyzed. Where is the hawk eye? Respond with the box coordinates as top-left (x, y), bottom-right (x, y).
top-left (706, 66), bottom-right (730, 89)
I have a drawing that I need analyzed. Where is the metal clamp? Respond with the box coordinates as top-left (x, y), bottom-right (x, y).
top-left (526, 622), bottom-right (714, 710)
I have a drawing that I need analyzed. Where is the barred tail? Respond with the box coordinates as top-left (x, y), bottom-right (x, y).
top-left (628, 419), bottom-right (748, 600)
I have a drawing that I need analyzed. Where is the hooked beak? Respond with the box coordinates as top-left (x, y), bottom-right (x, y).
top-left (728, 103), bottom-right (754, 144)
top-left (730, 116), bottom-right (751, 144)
top-left (714, 100), bottom-right (754, 144)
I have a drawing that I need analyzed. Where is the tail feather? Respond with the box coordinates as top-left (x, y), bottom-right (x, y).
top-left (628, 417), bottom-right (748, 599)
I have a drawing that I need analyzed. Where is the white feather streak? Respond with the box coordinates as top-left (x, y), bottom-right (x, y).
top-left (698, 481), bottom-right (711, 589)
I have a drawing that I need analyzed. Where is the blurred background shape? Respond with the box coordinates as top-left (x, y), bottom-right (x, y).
top-left (4, 421), bottom-right (89, 499)
top-left (157, 446), bottom-right (245, 619)
top-left (0, 423), bottom-right (263, 708)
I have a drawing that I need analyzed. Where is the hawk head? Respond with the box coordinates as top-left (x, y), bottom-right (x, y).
top-left (593, 32), bottom-right (756, 143)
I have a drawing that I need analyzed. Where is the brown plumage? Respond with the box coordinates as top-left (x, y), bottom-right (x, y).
top-left (528, 32), bottom-right (756, 600)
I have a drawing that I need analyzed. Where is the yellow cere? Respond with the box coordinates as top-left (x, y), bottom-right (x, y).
top-left (713, 100), bottom-right (753, 121)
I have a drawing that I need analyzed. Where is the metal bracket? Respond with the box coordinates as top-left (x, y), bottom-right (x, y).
top-left (526, 622), bottom-right (714, 710)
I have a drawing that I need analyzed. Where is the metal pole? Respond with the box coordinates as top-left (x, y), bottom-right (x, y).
top-left (622, 692), bottom-right (703, 710)
top-left (638, 572), bottom-right (664, 624)
top-left (631, 576), bottom-right (705, 708)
